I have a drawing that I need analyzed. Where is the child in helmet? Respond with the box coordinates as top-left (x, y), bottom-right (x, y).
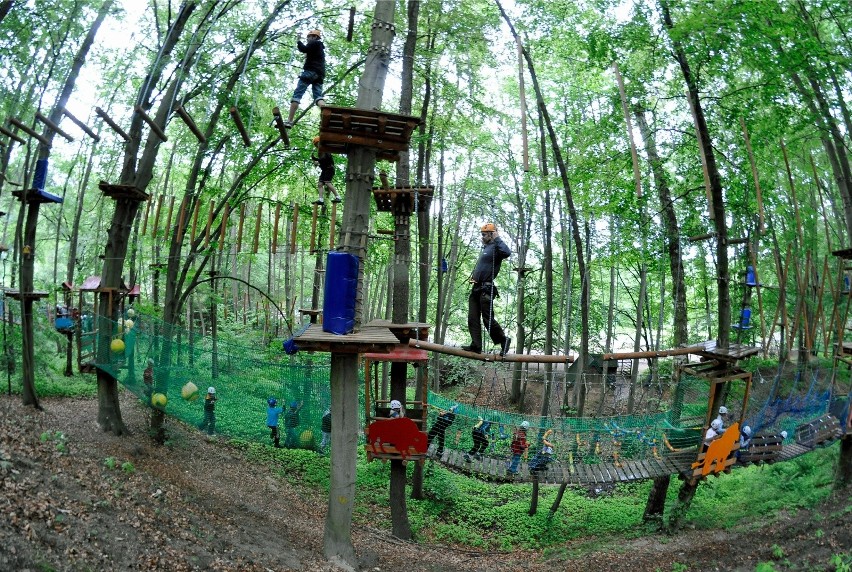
top-left (284, 400), bottom-right (303, 447)
top-left (704, 418), bottom-right (723, 446)
top-left (389, 399), bottom-right (404, 418)
top-left (267, 397), bottom-right (284, 448)
top-left (464, 417), bottom-right (491, 462)
top-left (529, 429), bottom-right (555, 474)
top-left (507, 421), bottom-right (530, 474)
top-left (284, 29), bottom-right (326, 127)
top-left (198, 387), bottom-right (217, 435)
top-left (312, 136), bottom-right (341, 205)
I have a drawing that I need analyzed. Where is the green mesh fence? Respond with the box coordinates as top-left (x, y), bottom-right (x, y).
top-left (90, 311), bottom-right (848, 470)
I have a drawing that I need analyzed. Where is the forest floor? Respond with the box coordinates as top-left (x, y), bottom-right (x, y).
top-left (1, 392), bottom-right (850, 572)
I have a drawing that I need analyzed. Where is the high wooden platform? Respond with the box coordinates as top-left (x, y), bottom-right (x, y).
top-left (372, 186), bottom-right (434, 213)
top-left (12, 189), bottom-right (62, 204)
top-left (364, 319), bottom-right (430, 343)
top-left (292, 323), bottom-right (398, 354)
top-left (98, 181), bottom-right (150, 201)
top-left (696, 341), bottom-right (760, 362)
top-left (317, 105), bottom-right (421, 162)
top-left (5, 290), bottom-right (49, 301)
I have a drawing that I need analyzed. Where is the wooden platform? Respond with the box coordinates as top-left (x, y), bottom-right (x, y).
top-left (372, 186), bottom-right (434, 213)
top-left (292, 323), bottom-right (398, 354)
top-left (12, 189), bottom-right (63, 204)
top-left (317, 105), bottom-right (421, 162)
top-left (4, 290), bottom-right (49, 301)
top-left (696, 341), bottom-right (760, 362)
top-left (98, 181), bottom-right (150, 201)
top-left (364, 319), bottom-right (430, 343)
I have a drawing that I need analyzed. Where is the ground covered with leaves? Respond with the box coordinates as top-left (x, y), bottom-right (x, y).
top-left (1, 393), bottom-right (850, 571)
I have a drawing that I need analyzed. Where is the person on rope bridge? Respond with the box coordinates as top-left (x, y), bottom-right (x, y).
top-left (198, 387), bottom-right (217, 436)
top-left (507, 421), bottom-right (530, 474)
top-left (312, 136), bottom-right (342, 205)
top-left (464, 417), bottom-right (492, 462)
top-left (427, 404), bottom-right (458, 457)
top-left (283, 29), bottom-right (326, 128)
top-left (529, 428), bottom-right (555, 474)
top-left (284, 400), bottom-right (304, 447)
top-left (462, 222), bottom-right (512, 356)
top-left (266, 397), bottom-right (284, 448)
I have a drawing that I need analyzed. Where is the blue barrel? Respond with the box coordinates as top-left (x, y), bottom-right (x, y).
top-left (745, 265), bottom-right (756, 286)
top-left (737, 307), bottom-right (752, 329)
top-left (323, 251), bottom-right (358, 335)
top-left (32, 158), bottom-right (48, 190)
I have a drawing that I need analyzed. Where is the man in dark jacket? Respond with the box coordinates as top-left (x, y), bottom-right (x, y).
top-left (462, 223), bottom-right (512, 355)
top-left (312, 136), bottom-right (341, 204)
top-left (284, 29), bottom-right (326, 127)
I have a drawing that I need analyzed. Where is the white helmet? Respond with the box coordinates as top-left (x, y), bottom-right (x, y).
top-left (711, 419), bottom-right (722, 430)
top-left (743, 425), bottom-right (752, 436)
top-left (719, 406), bottom-right (729, 415)
top-left (780, 430), bottom-right (788, 439)
top-left (390, 400), bottom-right (401, 409)
top-left (208, 387), bottom-right (216, 394)
top-left (520, 421), bottom-right (530, 429)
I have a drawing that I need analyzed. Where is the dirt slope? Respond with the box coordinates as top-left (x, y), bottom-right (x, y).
top-left (1, 393), bottom-right (848, 572)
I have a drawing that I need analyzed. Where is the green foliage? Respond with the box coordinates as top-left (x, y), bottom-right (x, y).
top-left (121, 461), bottom-right (135, 474)
top-left (103, 457), bottom-right (117, 470)
top-left (831, 553), bottom-right (852, 572)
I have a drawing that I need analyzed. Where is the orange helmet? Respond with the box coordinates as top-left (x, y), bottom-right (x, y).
top-left (312, 136), bottom-right (320, 145)
top-left (481, 223), bottom-right (497, 233)
top-left (308, 29), bottom-right (322, 38)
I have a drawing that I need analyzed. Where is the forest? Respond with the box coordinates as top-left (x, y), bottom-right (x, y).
top-left (1, 0), bottom-right (851, 571)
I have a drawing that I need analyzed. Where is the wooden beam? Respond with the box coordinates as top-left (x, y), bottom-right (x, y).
top-left (175, 105), bottom-right (205, 143)
top-left (135, 105), bottom-right (168, 142)
top-left (61, 107), bottom-right (100, 142)
top-left (35, 112), bottom-right (74, 142)
top-left (95, 107), bottom-right (129, 141)
top-left (8, 117), bottom-right (51, 146)
top-left (229, 106), bottom-right (251, 147)
top-left (0, 124), bottom-right (26, 145)
top-left (407, 338), bottom-right (574, 363)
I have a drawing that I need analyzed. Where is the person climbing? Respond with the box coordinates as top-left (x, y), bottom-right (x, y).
top-left (284, 400), bottom-right (303, 447)
top-left (507, 421), bottom-right (530, 474)
top-left (427, 404), bottom-right (458, 457)
top-left (198, 387), bottom-right (217, 436)
top-left (283, 29), bottom-right (325, 128)
top-left (389, 399), bottom-right (404, 418)
top-left (529, 428), bottom-right (555, 474)
top-left (715, 405), bottom-right (730, 430)
top-left (312, 136), bottom-right (341, 205)
top-left (319, 408), bottom-right (332, 454)
top-left (266, 397), bottom-right (284, 448)
top-left (464, 417), bottom-right (491, 462)
top-left (462, 222), bottom-right (512, 356)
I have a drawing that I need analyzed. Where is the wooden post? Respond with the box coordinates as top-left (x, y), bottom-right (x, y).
top-left (229, 106), bottom-right (251, 147)
top-left (94, 107), bottom-right (129, 141)
top-left (252, 202), bottom-right (262, 254)
top-left (175, 105), bottom-right (206, 143)
top-left (141, 196), bottom-right (152, 235)
top-left (749, 244), bottom-right (768, 356)
top-left (272, 202), bottom-right (281, 254)
top-left (135, 105), bottom-right (168, 141)
top-left (8, 118), bottom-right (51, 146)
top-left (237, 203), bottom-right (246, 252)
top-left (271, 107), bottom-right (290, 147)
top-left (35, 112), bottom-right (74, 142)
top-left (61, 108), bottom-right (100, 142)
top-left (190, 197), bottom-right (202, 243)
top-left (204, 199), bottom-right (215, 248)
top-left (346, 6), bottom-right (356, 42)
top-left (218, 202), bottom-right (229, 251)
top-left (0, 125), bottom-right (26, 145)
top-left (809, 153), bottom-right (834, 251)
top-left (175, 195), bottom-right (188, 242)
top-left (780, 139), bottom-right (804, 247)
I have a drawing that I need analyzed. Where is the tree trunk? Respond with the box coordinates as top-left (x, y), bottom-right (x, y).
top-left (325, 0), bottom-right (397, 564)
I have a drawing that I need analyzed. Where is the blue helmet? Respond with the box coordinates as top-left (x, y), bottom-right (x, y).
top-left (290, 400), bottom-right (299, 408)
top-left (268, 397), bottom-right (277, 406)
